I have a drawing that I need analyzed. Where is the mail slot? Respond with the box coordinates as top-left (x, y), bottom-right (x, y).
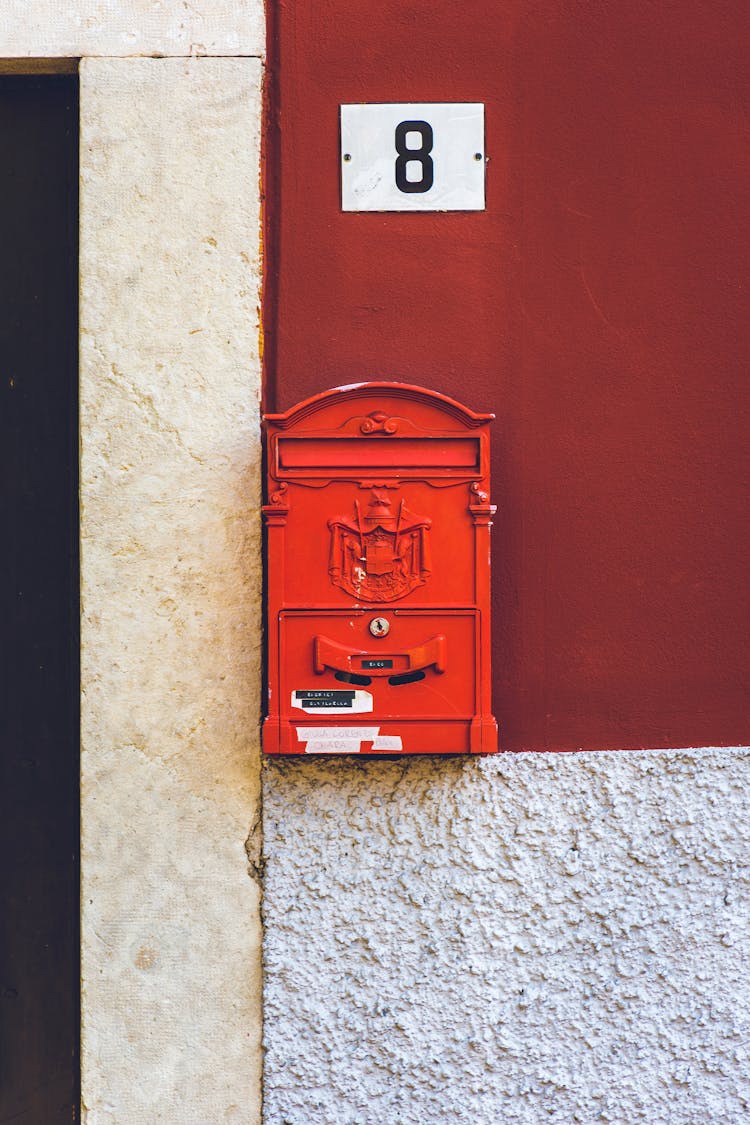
top-left (262, 382), bottom-right (499, 755)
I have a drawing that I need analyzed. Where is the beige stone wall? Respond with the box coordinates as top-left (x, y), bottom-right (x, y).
top-left (79, 57), bottom-right (263, 1123)
top-left (0, 1), bottom-right (263, 59)
top-left (1, 6), bottom-right (265, 1120)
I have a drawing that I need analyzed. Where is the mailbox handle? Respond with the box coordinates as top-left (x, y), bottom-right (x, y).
top-left (314, 633), bottom-right (446, 677)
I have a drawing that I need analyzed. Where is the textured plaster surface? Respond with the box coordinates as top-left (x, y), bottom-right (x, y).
top-left (264, 748), bottom-right (750, 1124)
top-left (80, 58), bottom-right (262, 1123)
top-left (0, 1), bottom-right (263, 59)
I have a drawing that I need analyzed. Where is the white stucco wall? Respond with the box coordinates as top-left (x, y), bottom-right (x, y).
top-left (79, 57), bottom-right (263, 1123)
top-left (263, 748), bottom-right (750, 1124)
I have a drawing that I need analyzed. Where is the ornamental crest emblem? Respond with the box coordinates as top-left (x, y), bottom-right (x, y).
top-left (328, 490), bottom-right (432, 602)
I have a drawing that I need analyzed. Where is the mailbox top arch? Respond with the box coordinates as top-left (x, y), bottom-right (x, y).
top-left (263, 382), bottom-right (494, 485)
top-left (263, 381), bottom-right (495, 431)
top-left (265, 382), bottom-right (499, 483)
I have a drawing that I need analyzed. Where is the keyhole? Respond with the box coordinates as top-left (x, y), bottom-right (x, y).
top-left (369, 616), bottom-right (390, 638)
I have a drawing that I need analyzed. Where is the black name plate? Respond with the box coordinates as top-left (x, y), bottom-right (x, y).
top-left (295, 689), bottom-right (356, 708)
top-left (302, 698), bottom-right (353, 708)
top-left (295, 690), bottom-right (355, 700)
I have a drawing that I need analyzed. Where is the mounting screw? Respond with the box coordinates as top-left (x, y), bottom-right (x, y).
top-left (343, 152), bottom-right (352, 162)
top-left (474, 152), bottom-right (483, 161)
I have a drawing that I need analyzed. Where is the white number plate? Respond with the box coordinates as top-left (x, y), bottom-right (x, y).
top-left (340, 102), bottom-right (485, 212)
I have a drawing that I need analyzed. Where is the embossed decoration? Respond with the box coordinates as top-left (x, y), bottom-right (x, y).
top-left (360, 411), bottom-right (399, 434)
top-left (328, 489), bottom-right (431, 602)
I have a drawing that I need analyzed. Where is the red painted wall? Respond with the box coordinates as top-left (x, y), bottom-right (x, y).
top-left (264, 1), bottom-right (749, 751)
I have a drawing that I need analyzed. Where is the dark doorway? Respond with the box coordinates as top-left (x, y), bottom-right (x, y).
top-left (0, 74), bottom-right (80, 1123)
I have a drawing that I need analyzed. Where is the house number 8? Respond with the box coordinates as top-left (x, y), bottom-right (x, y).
top-left (339, 103), bottom-right (485, 212)
top-left (394, 120), bottom-right (434, 194)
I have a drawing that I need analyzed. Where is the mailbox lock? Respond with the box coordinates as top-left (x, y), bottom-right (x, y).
top-left (369, 616), bottom-right (390, 638)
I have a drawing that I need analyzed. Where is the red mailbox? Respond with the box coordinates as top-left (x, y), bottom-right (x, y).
top-left (262, 382), bottom-right (499, 755)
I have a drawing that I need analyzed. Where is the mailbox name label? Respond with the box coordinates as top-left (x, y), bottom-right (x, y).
top-left (291, 689), bottom-right (373, 714)
top-left (295, 690), bottom-right (354, 701)
top-left (305, 699), bottom-right (351, 708)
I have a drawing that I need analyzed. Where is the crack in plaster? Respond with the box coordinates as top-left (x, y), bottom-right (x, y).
top-left (104, 358), bottom-right (205, 464)
top-left (245, 806), bottom-right (264, 885)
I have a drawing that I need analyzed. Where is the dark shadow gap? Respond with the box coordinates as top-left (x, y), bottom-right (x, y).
top-left (0, 73), bottom-right (80, 1125)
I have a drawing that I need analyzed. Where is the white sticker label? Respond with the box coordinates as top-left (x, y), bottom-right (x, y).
top-left (372, 735), bottom-right (403, 751)
top-left (297, 727), bottom-right (381, 742)
top-left (341, 102), bottom-right (485, 212)
top-left (305, 740), bottom-right (363, 755)
top-left (295, 726), bottom-right (403, 754)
